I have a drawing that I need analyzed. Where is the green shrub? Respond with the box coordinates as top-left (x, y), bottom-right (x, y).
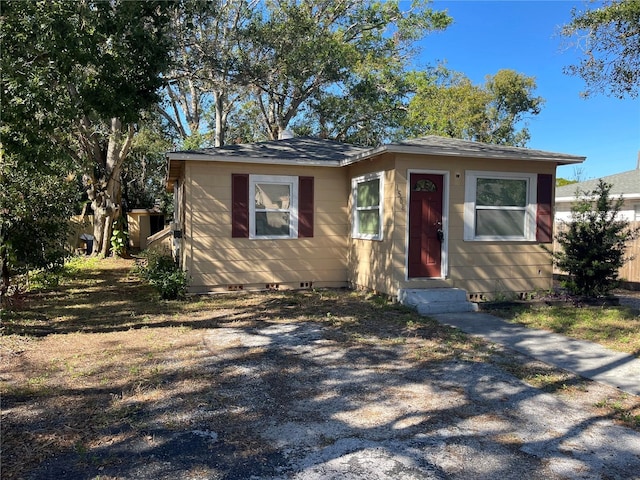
top-left (110, 218), bottom-right (128, 257)
top-left (553, 180), bottom-right (639, 298)
top-left (137, 251), bottom-right (188, 300)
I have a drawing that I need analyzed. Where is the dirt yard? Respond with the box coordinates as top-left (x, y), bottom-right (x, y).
top-left (2, 258), bottom-right (639, 479)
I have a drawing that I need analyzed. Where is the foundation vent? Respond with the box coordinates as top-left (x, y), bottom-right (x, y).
top-left (228, 284), bottom-right (244, 291)
top-left (468, 293), bottom-right (485, 302)
top-left (299, 282), bottom-right (313, 289)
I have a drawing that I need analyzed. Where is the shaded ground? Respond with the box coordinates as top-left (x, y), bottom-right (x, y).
top-left (2, 259), bottom-right (639, 479)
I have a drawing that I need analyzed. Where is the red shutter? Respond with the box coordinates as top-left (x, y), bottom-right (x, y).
top-left (298, 176), bottom-right (314, 238)
top-left (536, 173), bottom-right (553, 243)
top-left (232, 174), bottom-right (249, 238)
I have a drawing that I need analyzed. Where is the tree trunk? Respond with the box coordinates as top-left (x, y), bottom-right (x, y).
top-left (87, 119), bottom-right (135, 256)
top-left (214, 92), bottom-right (226, 147)
top-left (0, 240), bottom-right (9, 298)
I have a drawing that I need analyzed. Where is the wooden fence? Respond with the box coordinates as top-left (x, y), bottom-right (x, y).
top-left (553, 220), bottom-right (640, 288)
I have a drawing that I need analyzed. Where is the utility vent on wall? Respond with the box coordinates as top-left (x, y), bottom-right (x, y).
top-left (266, 283), bottom-right (280, 290)
top-left (300, 282), bottom-right (313, 289)
top-left (228, 284), bottom-right (244, 291)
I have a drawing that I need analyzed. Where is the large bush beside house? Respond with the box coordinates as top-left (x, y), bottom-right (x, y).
top-left (137, 251), bottom-right (188, 300)
top-left (553, 179), bottom-right (639, 298)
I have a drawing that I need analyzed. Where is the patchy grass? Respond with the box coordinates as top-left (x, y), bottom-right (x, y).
top-left (487, 304), bottom-right (640, 356)
top-left (1, 256), bottom-right (639, 479)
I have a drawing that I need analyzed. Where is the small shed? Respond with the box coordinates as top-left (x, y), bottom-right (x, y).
top-left (127, 208), bottom-right (165, 250)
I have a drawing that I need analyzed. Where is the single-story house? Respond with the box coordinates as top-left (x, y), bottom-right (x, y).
top-left (555, 157), bottom-right (640, 287)
top-left (166, 135), bottom-right (584, 303)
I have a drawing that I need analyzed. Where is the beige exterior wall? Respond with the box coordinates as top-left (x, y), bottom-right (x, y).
top-left (182, 161), bottom-right (349, 293)
top-left (347, 153), bottom-right (557, 299)
top-left (69, 215), bottom-right (94, 252)
top-left (127, 211), bottom-right (164, 250)
top-left (346, 154), bottom-right (400, 294)
top-left (127, 212), bottom-right (142, 249)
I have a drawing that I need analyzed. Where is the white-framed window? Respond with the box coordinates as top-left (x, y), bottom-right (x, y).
top-left (464, 171), bottom-right (537, 241)
top-left (249, 175), bottom-right (298, 239)
top-left (352, 172), bottom-right (384, 240)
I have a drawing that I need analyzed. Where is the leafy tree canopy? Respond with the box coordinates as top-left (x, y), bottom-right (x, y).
top-left (2, 0), bottom-right (173, 134)
top-left (400, 67), bottom-right (543, 146)
top-left (243, 0), bottom-right (452, 142)
top-left (561, 0), bottom-right (640, 98)
top-left (162, 0), bottom-right (452, 147)
top-left (1, 0), bottom-right (176, 268)
top-left (122, 118), bottom-right (174, 213)
top-left (557, 178), bottom-right (579, 187)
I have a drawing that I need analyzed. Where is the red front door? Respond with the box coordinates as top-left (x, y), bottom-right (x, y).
top-left (408, 173), bottom-right (444, 278)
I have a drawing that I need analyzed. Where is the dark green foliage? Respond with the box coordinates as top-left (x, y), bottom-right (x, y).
top-left (1, 0), bottom-right (177, 257)
top-left (137, 251), bottom-right (188, 300)
top-left (109, 218), bottom-right (128, 257)
top-left (553, 180), bottom-right (639, 297)
top-left (0, 157), bottom-right (79, 295)
top-left (121, 122), bottom-right (174, 212)
top-left (164, 0), bottom-right (452, 147)
top-left (561, 0), bottom-right (640, 98)
top-left (400, 67), bottom-right (543, 146)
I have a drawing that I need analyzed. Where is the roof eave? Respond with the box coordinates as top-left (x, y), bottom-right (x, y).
top-left (165, 140), bottom-right (587, 186)
top-left (166, 152), bottom-right (342, 167)
top-left (340, 144), bottom-right (585, 166)
top-left (164, 152), bottom-right (341, 191)
top-left (557, 192), bottom-right (640, 202)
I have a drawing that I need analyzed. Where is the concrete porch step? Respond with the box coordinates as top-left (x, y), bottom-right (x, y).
top-left (398, 288), bottom-right (479, 315)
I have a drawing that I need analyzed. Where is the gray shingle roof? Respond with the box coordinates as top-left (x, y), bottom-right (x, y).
top-left (556, 167), bottom-right (640, 198)
top-left (169, 135), bottom-right (585, 165)
top-left (167, 135), bottom-right (585, 190)
top-left (170, 136), bottom-right (369, 164)
top-left (366, 136), bottom-right (585, 164)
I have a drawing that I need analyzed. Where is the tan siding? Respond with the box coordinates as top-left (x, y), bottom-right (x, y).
top-left (448, 242), bottom-right (551, 255)
top-left (449, 250), bottom-right (550, 267)
top-left (183, 169), bottom-right (192, 273)
top-left (346, 157), bottom-right (399, 294)
top-left (190, 240), bottom-right (346, 263)
top-left (190, 257), bottom-right (345, 275)
top-left (180, 152), bottom-right (563, 297)
top-left (453, 263), bottom-right (551, 282)
top-left (390, 154), bottom-right (557, 298)
top-left (452, 274), bottom-right (552, 295)
top-left (183, 162), bottom-right (349, 292)
top-left (127, 213), bottom-right (142, 249)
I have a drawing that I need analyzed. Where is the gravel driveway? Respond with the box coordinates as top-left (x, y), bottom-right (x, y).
top-left (30, 320), bottom-right (640, 480)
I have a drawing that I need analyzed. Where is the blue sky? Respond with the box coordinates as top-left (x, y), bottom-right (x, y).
top-left (412, 0), bottom-right (640, 180)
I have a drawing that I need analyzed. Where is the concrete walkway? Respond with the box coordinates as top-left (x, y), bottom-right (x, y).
top-left (432, 311), bottom-right (640, 396)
